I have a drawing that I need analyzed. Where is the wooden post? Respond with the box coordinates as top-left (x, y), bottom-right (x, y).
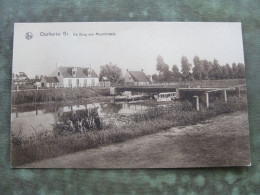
top-left (175, 88), bottom-right (179, 99)
top-left (205, 93), bottom-right (209, 108)
top-left (236, 87), bottom-right (241, 97)
top-left (193, 96), bottom-right (199, 111)
top-left (223, 89), bottom-right (227, 103)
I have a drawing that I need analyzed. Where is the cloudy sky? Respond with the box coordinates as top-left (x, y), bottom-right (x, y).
top-left (13, 22), bottom-right (245, 78)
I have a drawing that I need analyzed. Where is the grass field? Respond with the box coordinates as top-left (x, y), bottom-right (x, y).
top-left (11, 95), bottom-right (248, 166)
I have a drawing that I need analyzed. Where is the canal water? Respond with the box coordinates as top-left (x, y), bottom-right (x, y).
top-left (11, 102), bottom-right (149, 137)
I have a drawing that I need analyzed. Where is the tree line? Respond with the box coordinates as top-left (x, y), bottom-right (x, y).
top-left (152, 55), bottom-right (246, 82)
top-left (14, 56), bottom-right (245, 86)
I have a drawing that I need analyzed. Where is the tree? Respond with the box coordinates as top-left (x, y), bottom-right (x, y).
top-left (226, 63), bottom-right (233, 79)
top-left (156, 55), bottom-right (171, 82)
top-left (152, 74), bottom-right (159, 83)
top-left (220, 66), bottom-right (229, 79)
top-left (181, 56), bottom-right (192, 81)
top-left (192, 56), bottom-right (203, 80)
top-left (99, 62), bottom-right (123, 83)
top-left (232, 63), bottom-right (238, 78)
top-left (201, 59), bottom-right (212, 80)
top-left (172, 65), bottom-right (181, 81)
top-left (16, 72), bottom-right (29, 81)
top-left (209, 59), bottom-right (221, 80)
top-left (35, 75), bottom-right (40, 80)
top-left (237, 63), bottom-right (246, 78)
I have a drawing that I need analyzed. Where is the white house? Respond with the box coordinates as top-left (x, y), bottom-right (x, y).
top-left (48, 65), bottom-right (99, 88)
top-left (123, 69), bottom-right (150, 85)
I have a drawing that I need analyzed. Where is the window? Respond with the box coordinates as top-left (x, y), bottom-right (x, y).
top-left (77, 79), bottom-right (79, 87)
top-left (91, 79), bottom-right (95, 86)
top-left (72, 71), bottom-right (75, 75)
top-left (68, 79), bottom-right (72, 87)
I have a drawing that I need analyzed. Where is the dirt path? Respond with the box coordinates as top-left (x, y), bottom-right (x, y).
top-left (22, 112), bottom-right (251, 168)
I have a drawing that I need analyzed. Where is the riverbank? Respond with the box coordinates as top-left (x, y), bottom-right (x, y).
top-left (21, 111), bottom-right (250, 168)
top-left (12, 87), bottom-right (110, 105)
top-left (12, 95), bottom-right (114, 108)
top-left (11, 95), bottom-right (248, 166)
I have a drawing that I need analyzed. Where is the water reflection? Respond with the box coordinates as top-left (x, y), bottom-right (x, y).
top-left (11, 102), bottom-right (149, 137)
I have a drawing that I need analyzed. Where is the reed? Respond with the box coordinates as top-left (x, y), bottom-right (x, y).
top-left (12, 87), bottom-right (110, 105)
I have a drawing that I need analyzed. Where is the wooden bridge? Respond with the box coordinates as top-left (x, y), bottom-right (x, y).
top-left (110, 80), bottom-right (247, 110)
top-left (110, 79), bottom-right (246, 96)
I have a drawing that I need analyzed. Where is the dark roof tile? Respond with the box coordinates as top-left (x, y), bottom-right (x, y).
top-left (58, 67), bottom-right (98, 78)
top-left (129, 71), bottom-right (149, 82)
top-left (44, 76), bottom-right (59, 83)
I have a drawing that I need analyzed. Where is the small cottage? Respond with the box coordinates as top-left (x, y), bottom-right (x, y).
top-left (41, 76), bottom-right (60, 88)
top-left (124, 69), bottom-right (150, 85)
top-left (99, 77), bottom-right (111, 87)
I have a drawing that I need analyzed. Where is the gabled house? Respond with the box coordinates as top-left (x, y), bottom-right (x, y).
top-left (124, 69), bottom-right (150, 85)
top-left (50, 65), bottom-right (99, 88)
top-left (41, 76), bottom-right (60, 88)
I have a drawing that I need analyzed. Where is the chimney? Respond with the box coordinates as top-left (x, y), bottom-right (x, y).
top-left (141, 69), bottom-right (143, 72)
top-left (72, 67), bottom-right (77, 77)
top-left (126, 69), bottom-right (128, 72)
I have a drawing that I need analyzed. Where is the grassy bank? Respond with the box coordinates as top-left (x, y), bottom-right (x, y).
top-left (12, 87), bottom-right (110, 105)
top-left (11, 95), bottom-right (248, 166)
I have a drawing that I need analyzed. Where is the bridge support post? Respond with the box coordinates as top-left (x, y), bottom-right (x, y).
top-left (193, 96), bottom-right (199, 111)
top-left (205, 93), bottom-right (209, 108)
top-left (175, 88), bottom-right (179, 99)
top-left (236, 87), bottom-right (241, 97)
top-left (110, 87), bottom-right (116, 95)
top-left (223, 90), bottom-right (227, 103)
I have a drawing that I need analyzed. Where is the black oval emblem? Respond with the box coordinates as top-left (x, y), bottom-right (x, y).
top-left (25, 32), bottom-right (33, 40)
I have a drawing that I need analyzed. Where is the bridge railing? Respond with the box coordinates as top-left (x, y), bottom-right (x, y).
top-left (116, 79), bottom-right (246, 88)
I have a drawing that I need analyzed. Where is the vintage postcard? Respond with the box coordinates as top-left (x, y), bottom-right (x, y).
top-left (11, 22), bottom-right (250, 168)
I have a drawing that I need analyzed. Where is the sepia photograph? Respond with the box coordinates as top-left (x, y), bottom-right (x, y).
top-left (11, 22), bottom-right (250, 168)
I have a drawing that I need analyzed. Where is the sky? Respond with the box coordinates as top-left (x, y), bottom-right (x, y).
top-left (13, 22), bottom-right (245, 78)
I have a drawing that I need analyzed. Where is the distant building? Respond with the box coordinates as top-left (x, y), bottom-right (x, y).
top-left (146, 75), bottom-right (153, 84)
top-left (124, 69), bottom-right (150, 85)
top-left (41, 76), bottom-right (60, 88)
top-left (34, 80), bottom-right (42, 88)
top-left (45, 65), bottom-right (99, 88)
top-left (99, 77), bottom-right (111, 87)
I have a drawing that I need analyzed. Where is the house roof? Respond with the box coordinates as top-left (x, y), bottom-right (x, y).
top-left (58, 67), bottom-right (98, 78)
top-left (44, 76), bottom-right (60, 83)
top-left (128, 71), bottom-right (149, 82)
